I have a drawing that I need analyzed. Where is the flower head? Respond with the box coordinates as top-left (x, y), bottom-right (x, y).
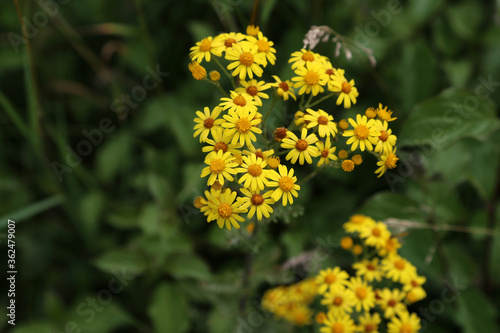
top-left (202, 128), bottom-right (242, 155)
top-left (271, 75), bottom-right (296, 101)
top-left (188, 61), bottom-right (206, 80)
top-left (219, 90), bottom-right (258, 114)
top-left (387, 311), bottom-right (421, 333)
top-left (377, 103), bottom-right (397, 121)
top-left (237, 154), bottom-right (272, 191)
top-left (226, 41), bottom-right (266, 80)
top-left (374, 120), bottom-right (397, 154)
top-left (239, 188), bottom-right (274, 220)
top-left (316, 138), bottom-right (338, 167)
top-left (193, 106), bottom-right (224, 142)
top-left (200, 150), bottom-right (238, 186)
top-left (289, 49), bottom-right (325, 70)
top-left (346, 276), bottom-right (376, 312)
top-left (329, 71), bottom-right (359, 109)
top-left (235, 79), bottom-right (270, 106)
top-left (189, 36), bottom-right (223, 63)
top-left (304, 108), bottom-right (338, 138)
top-left (213, 32), bottom-right (246, 52)
top-left (281, 128), bottom-right (320, 165)
top-left (343, 114), bottom-right (381, 151)
top-left (315, 267), bottom-right (350, 294)
top-left (246, 31), bottom-right (277, 66)
top-left (292, 61), bottom-right (329, 96)
top-left (268, 165), bottom-right (300, 206)
top-left (206, 189), bottom-right (247, 230)
top-left (222, 108), bottom-right (262, 146)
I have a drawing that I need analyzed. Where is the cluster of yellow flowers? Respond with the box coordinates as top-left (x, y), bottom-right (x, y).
top-left (190, 25), bottom-right (400, 230)
top-left (262, 214), bottom-right (426, 333)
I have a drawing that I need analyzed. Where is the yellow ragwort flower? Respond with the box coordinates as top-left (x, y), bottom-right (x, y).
top-left (235, 79), bottom-right (271, 106)
top-left (193, 106), bottom-right (224, 142)
top-left (292, 61), bottom-right (329, 96)
top-left (200, 150), bottom-right (238, 186)
top-left (219, 90), bottom-right (258, 114)
top-left (188, 61), bottom-right (206, 80)
top-left (213, 32), bottom-right (246, 52)
top-left (226, 41), bottom-right (266, 80)
top-left (377, 103), bottom-right (397, 121)
top-left (281, 127), bottom-right (320, 165)
top-left (289, 49), bottom-right (325, 70)
top-left (329, 70), bottom-right (359, 109)
top-left (271, 75), bottom-right (297, 101)
top-left (320, 313), bottom-right (357, 333)
top-left (346, 277), bottom-right (376, 312)
top-left (358, 312), bottom-right (381, 333)
top-left (381, 255), bottom-right (417, 284)
top-left (246, 31), bottom-right (277, 66)
top-left (321, 285), bottom-right (355, 316)
top-left (189, 36), bottom-right (223, 63)
top-left (304, 108), bottom-right (338, 138)
top-left (343, 214), bottom-right (376, 234)
top-left (237, 154), bottom-right (272, 191)
top-left (202, 128), bottom-right (242, 155)
top-left (377, 288), bottom-right (408, 319)
top-left (315, 267), bottom-right (350, 294)
top-left (206, 188), bottom-right (247, 230)
top-left (375, 147), bottom-right (399, 178)
top-left (316, 137), bottom-right (338, 167)
top-left (222, 108), bottom-right (262, 146)
top-left (374, 120), bottom-right (397, 154)
top-left (239, 188), bottom-right (274, 221)
top-left (268, 165), bottom-right (300, 206)
top-left (387, 311), bottom-right (421, 333)
top-left (359, 221), bottom-right (391, 249)
top-left (353, 258), bottom-right (383, 282)
top-left (343, 114), bottom-right (381, 151)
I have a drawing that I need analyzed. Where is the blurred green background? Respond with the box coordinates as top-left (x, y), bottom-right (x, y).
top-left (1, 0), bottom-right (500, 332)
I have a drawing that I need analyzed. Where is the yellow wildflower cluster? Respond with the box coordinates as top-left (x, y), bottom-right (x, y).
top-left (261, 214), bottom-right (426, 332)
top-left (189, 26), bottom-right (400, 230)
top-left (261, 278), bottom-right (317, 326)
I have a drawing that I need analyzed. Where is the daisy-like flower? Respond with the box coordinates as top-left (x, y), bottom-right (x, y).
top-left (213, 32), bottom-right (246, 52)
top-left (381, 255), bottom-right (417, 284)
top-left (377, 288), bottom-right (407, 319)
top-left (353, 258), bottom-right (383, 282)
top-left (219, 90), bottom-right (258, 114)
top-left (404, 275), bottom-right (427, 303)
top-left (239, 188), bottom-right (274, 221)
top-left (200, 150), bottom-right (238, 186)
top-left (294, 111), bottom-right (309, 129)
top-left (189, 36), bottom-right (223, 63)
top-left (206, 189), bottom-right (247, 230)
top-left (321, 285), bottom-right (355, 316)
top-left (268, 165), bottom-right (300, 206)
top-left (319, 313), bottom-right (357, 333)
top-left (271, 75), bottom-right (296, 101)
top-left (188, 61), bottom-right (206, 80)
top-left (193, 106), bottom-right (224, 142)
top-left (292, 62), bottom-right (329, 96)
top-left (267, 156), bottom-right (280, 169)
top-left (387, 311), bottom-right (421, 333)
top-left (323, 60), bottom-right (337, 85)
top-left (374, 120), bottom-right (397, 154)
top-left (343, 114), bottom-right (381, 151)
top-left (377, 103), bottom-right (397, 121)
top-left (329, 71), bottom-right (359, 109)
top-left (195, 188), bottom-right (221, 217)
top-left (359, 221), bottom-right (391, 249)
top-left (222, 108), bottom-right (262, 146)
top-left (225, 41), bottom-right (266, 80)
top-left (235, 79), bottom-right (270, 106)
top-left (202, 128), bottom-right (242, 155)
top-left (304, 108), bottom-right (338, 138)
top-left (246, 31), bottom-right (277, 66)
top-left (344, 214), bottom-right (376, 233)
top-left (315, 267), bottom-right (350, 294)
top-left (289, 49), bottom-right (323, 70)
top-left (285, 305), bottom-right (313, 326)
top-left (358, 312), bottom-right (381, 333)
top-left (316, 138), bottom-right (338, 167)
top-left (261, 286), bottom-right (287, 313)
top-left (237, 155), bottom-right (272, 191)
top-left (243, 145), bottom-right (274, 160)
top-left (281, 127), bottom-right (320, 165)
top-left (378, 236), bottom-right (402, 257)
top-left (375, 147), bottom-right (399, 178)
top-left (346, 277), bottom-right (376, 312)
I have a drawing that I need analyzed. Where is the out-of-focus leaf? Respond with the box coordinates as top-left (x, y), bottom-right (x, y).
top-left (12, 322), bottom-right (57, 333)
top-left (139, 203), bottom-right (160, 235)
top-left (165, 253), bottom-right (212, 280)
top-left (456, 288), bottom-right (498, 333)
top-left (93, 249), bottom-right (147, 275)
top-left (148, 282), bottom-right (189, 333)
top-left (66, 301), bottom-right (136, 333)
top-left (79, 191), bottom-right (105, 236)
top-left (96, 131), bottom-right (131, 183)
top-left (443, 60), bottom-right (472, 88)
top-left (359, 191), bottom-right (425, 222)
top-left (446, 0), bottom-right (482, 39)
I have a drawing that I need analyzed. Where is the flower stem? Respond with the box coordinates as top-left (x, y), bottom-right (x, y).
top-left (213, 56), bottom-right (236, 90)
top-left (307, 92), bottom-right (337, 108)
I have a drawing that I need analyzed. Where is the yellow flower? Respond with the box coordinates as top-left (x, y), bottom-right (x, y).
top-left (294, 111), bottom-right (309, 129)
top-left (188, 61), bottom-right (206, 80)
top-left (315, 312), bottom-right (327, 325)
top-left (189, 36), bottom-right (223, 63)
top-left (365, 107), bottom-right (377, 119)
top-left (378, 236), bottom-right (402, 257)
top-left (359, 221), bottom-right (391, 249)
top-left (342, 159), bottom-right (355, 172)
top-left (292, 62), bottom-right (329, 96)
top-left (246, 222), bottom-right (255, 234)
top-left (387, 311), bottom-right (421, 333)
top-left (357, 312), bottom-right (381, 333)
top-left (340, 236), bottom-right (353, 249)
top-left (213, 32), bottom-right (246, 51)
top-left (353, 258), bottom-right (383, 282)
top-left (343, 114), bottom-right (381, 151)
top-left (200, 150), bottom-right (238, 186)
top-left (338, 119), bottom-right (349, 131)
top-left (281, 128), bottom-right (320, 165)
top-left (329, 71), bottom-right (359, 109)
top-left (206, 188), bottom-right (247, 230)
top-left (246, 25), bottom-right (259, 36)
top-left (202, 128), bottom-right (242, 155)
top-left (374, 120), bottom-right (397, 154)
top-left (346, 277), bottom-right (376, 312)
top-left (196, 188), bottom-right (221, 217)
top-left (239, 188), bottom-right (274, 221)
top-left (378, 288), bottom-right (407, 319)
top-left (271, 75), bottom-right (297, 101)
top-left (289, 49), bottom-right (324, 70)
top-left (351, 154), bottom-right (363, 165)
top-left (193, 106), bottom-right (224, 142)
top-left (343, 214), bottom-right (376, 234)
top-left (285, 305), bottom-right (313, 326)
top-left (338, 149), bottom-right (349, 159)
top-left (261, 286), bottom-right (287, 314)
top-left (377, 103), bottom-right (397, 121)
top-left (267, 165), bottom-right (300, 206)
top-left (316, 138), bottom-right (338, 167)
top-left (246, 31), bottom-right (277, 66)
top-left (381, 255), bottom-right (417, 284)
top-left (315, 267), bottom-right (350, 294)
top-left (404, 275), bottom-right (427, 303)
top-left (219, 90), bottom-right (258, 114)
top-left (225, 41), bottom-right (266, 80)
top-left (323, 60), bottom-right (338, 85)
top-left (209, 70), bottom-right (220, 82)
top-left (237, 154), bottom-right (272, 191)
top-left (321, 285), bottom-right (355, 316)
top-left (304, 108), bottom-right (338, 138)
top-left (320, 313), bottom-right (357, 333)
top-left (222, 108), bottom-right (262, 146)
top-left (273, 127), bottom-right (289, 142)
top-left (352, 244), bottom-right (363, 255)
top-left (243, 145), bottom-right (274, 160)
top-left (375, 147), bottom-right (399, 178)
top-left (235, 79), bottom-right (270, 106)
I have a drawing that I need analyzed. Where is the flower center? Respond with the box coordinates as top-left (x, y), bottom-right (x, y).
top-left (355, 287), bottom-right (367, 299)
top-left (239, 52), bottom-right (254, 66)
top-left (365, 324), bottom-right (375, 332)
top-left (224, 38), bottom-right (236, 48)
top-left (256, 39), bottom-right (270, 53)
top-left (388, 299), bottom-right (397, 307)
top-left (236, 118), bottom-right (251, 133)
top-left (301, 51), bottom-right (315, 62)
top-left (394, 260), bottom-right (405, 270)
top-left (254, 150), bottom-right (264, 159)
top-left (210, 159), bottom-right (226, 174)
top-left (367, 264), bottom-right (376, 271)
top-left (204, 118), bottom-right (215, 129)
top-left (218, 203), bottom-right (232, 218)
top-left (326, 68), bottom-right (335, 76)
top-left (304, 71), bottom-right (320, 85)
top-left (251, 194), bottom-right (264, 206)
top-left (400, 323), bottom-right (414, 333)
top-left (294, 312), bottom-right (307, 325)
top-left (372, 227), bottom-right (381, 237)
top-left (246, 86), bottom-right (258, 96)
top-left (248, 164), bottom-right (263, 177)
top-left (324, 273), bottom-right (336, 284)
top-left (355, 125), bottom-right (369, 139)
top-left (333, 297), bottom-right (343, 306)
top-left (321, 150), bottom-right (329, 158)
top-left (278, 81), bottom-right (289, 91)
top-left (342, 81), bottom-right (352, 94)
top-left (317, 116), bottom-right (329, 125)
top-left (278, 176), bottom-right (294, 192)
top-left (332, 323), bottom-right (344, 333)
top-left (199, 38), bottom-right (212, 52)
top-left (385, 154), bottom-right (399, 169)
top-left (213, 142), bottom-right (228, 152)
top-left (295, 139), bottom-right (308, 151)
top-left (379, 130), bottom-right (389, 141)
top-left (233, 95), bottom-right (247, 106)
top-left (411, 280), bottom-right (419, 287)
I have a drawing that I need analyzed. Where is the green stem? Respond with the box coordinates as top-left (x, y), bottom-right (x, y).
top-left (205, 78), bottom-right (229, 97)
top-left (262, 95), bottom-right (277, 124)
top-left (307, 92), bottom-right (337, 108)
top-left (213, 56), bottom-right (236, 89)
top-left (298, 166), bottom-right (323, 185)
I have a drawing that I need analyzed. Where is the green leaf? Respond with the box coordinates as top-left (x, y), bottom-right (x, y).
top-left (79, 191), bottom-right (106, 236)
top-left (359, 191), bottom-right (425, 222)
top-left (456, 288), bottom-right (498, 333)
top-left (66, 301), bottom-right (137, 333)
top-left (148, 283), bottom-right (190, 333)
top-left (93, 249), bottom-right (147, 275)
top-left (442, 60), bottom-right (472, 87)
top-left (446, 0), bottom-right (482, 39)
top-left (165, 253), bottom-right (212, 280)
top-left (139, 203), bottom-right (160, 235)
top-left (12, 322), bottom-right (57, 333)
top-left (96, 131), bottom-right (131, 183)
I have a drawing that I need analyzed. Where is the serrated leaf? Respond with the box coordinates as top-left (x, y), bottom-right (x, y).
top-left (93, 249), bottom-right (146, 275)
top-left (148, 283), bottom-right (189, 333)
